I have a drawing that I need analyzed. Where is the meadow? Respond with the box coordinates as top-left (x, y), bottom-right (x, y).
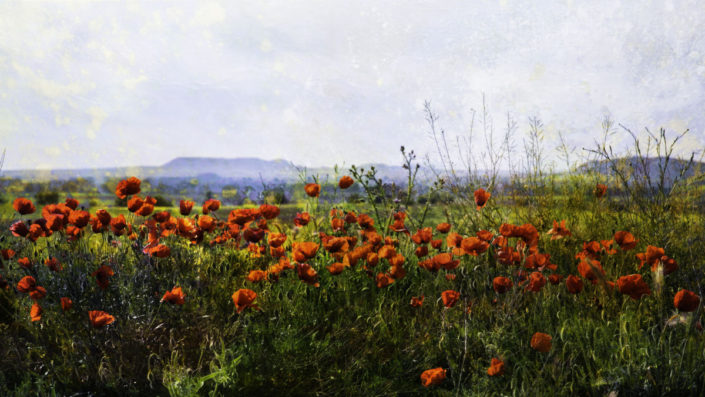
top-left (1, 138), bottom-right (704, 396)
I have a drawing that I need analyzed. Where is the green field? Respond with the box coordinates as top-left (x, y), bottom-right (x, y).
top-left (0, 168), bottom-right (704, 396)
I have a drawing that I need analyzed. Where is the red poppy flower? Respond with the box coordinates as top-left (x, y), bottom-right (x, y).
top-left (17, 276), bottom-right (47, 300)
top-left (161, 287), bottom-right (186, 305)
top-left (420, 367), bottom-right (446, 387)
top-left (91, 265), bottom-right (114, 289)
top-left (436, 222), bottom-right (451, 234)
top-left (525, 272), bottom-right (546, 292)
top-left (548, 273), bottom-right (563, 285)
top-left (594, 183), bottom-right (607, 198)
top-left (65, 197), bottom-right (79, 210)
top-left (565, 274), bottom-right (583, 294)
top-left (60, 297), bottom-right (73, 311)
top-left (88, 310), bottom-right (115, 328)
top-left (674, 289), bottom-right (700, 312)
top-left (232, 289), bottom-right (258, 313)
top-left (148, 244), bottom-right (171, 258)
top-left (493, 276), bottom-right (513, 294)
top-left (487, 358), bottom-right (505, 376)
top-left (461, 237), bottom-right (489, 256)
top-left (338, 176), bottom-right (354, 189)
top-left (44, 257), bottom-right (62, 272)
top-left (474, 188), bottom-right (491, 210)
top-left (293, 242), bottom-right (319, 262)
top-left (13, 198), bottom-right (36, 215)
top-left (293, 212), bottom-right (311, 227)
top-left (247, 270), bottom-right (267, 283)
top-left (441, 290), bottom-right (460, 308)
top-left (68, 210), bottom-right (90, 228)
top-left (530, 332), bottom-right (552, 352)
top-left (577, 259), bottom-right (605, 284)
top-left (202, 199), bottom-right (221, 214)
top-left (30, 302), bottom-right (42, 322)
top-left (410, 295), bottom-right (424, 307)
top-left (115, 177), bottom-right (141, 199)
top-left (18, 257), bottom-right (32, 269)
top-left (547, 220), bottom-right (571, 240)
top-left (614, 231), bottom-right (637, 251)
top-left (296, 263), bottom-right (320, 287)
top-left (617, 274), bottom-right (651, 300)
top-left (179, 200), bottom-right (194, 216)
top-left (375, 272), bottom-right (394, 288)
top-left (304, 183), bottom-right (321, 198)
top-left (10, 221), bottom-right (29, 237)
top-left (1, 248), bottom-right (15, 260)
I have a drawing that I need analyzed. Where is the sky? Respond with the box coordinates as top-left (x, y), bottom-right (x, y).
top-left (1, 0), bottom-right (704, 171)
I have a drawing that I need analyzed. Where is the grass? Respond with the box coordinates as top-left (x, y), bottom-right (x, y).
top-left (0, 169), bottom-right (704, 396)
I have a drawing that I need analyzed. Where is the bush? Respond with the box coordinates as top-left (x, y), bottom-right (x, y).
top-left (35, 190), bottom-right (59, 205)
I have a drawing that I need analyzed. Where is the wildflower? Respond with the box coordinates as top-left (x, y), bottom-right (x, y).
top-left (338, 176), bottom-right (354, 189)
top-left (296, 263), bottom-right (320, 287)
top-left (410, 295), bottom-right (424, 307)
top-left (565, 275), bottom-right (583, 294)
top-left (420, 367), bottom-right (446, 387)
top-left (493, 276), bottom-right (513, 294)
top-left (547, 220), bottom-right (571, 240)
top-left (179, 200), bottom-right (194, 215)
top-left (293, 212), bottom-right (311, 227)
top-left (525, 271), bottom-right (546, 292)
top-left (594, 183), bottom-right (607, 198)
top-left (474, 188), bottom-right (491, 210)
top-left (530, 332), bottom-right (552, 352)
top-left (88, 310), bottom-right (115, 328)
top-left (161, 287), bottom-right (186, 305)
top-left (30, 302), bottom-right (42, 322)
top-left (442, 290), bottom-right (460, 308)
top-left (115, 177), bottom-right (141, 199)
top-left (487, 358), bottom-right (505, 376)
top-left (44, 257), bottom-right (62, 272)
top-left (17, 276), bottom-right (47, 300)
top-left (375, 272), bottom-right (394, 288)
top-left (617, 274), bottom-right (651, 300)
top-left (436, 222), bottom-right (451, 234)
top-left (13, 198), bottom-right (36, 215)
top-left (91, 265), bottom-right (114, 289)
top-left (614, 231), bottom-right (637, 251)
top-left (674, 289), bottom-right (700, 312)
top-left (304, 183), bottom-right (321, 198)
top-left (60, 297), bottom-right (73, 311)
top-left (232, 289), bottom-right (258, 313)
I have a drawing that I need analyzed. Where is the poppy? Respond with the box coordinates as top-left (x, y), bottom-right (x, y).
top-left (357, 214), bottom-right (375, 230)
top-left (198, 215), bottom-right (217, 232)
top-left (430, 239), bottom-right (443, 250)
top-left (202, 199), bottom-right (221, 215)
top-left (17, 276), bottom-right (47, 300)
top-left (338, 176), bottom-right (354, 189)
top-left (327, 262), bottom-right (346, 275)
top-left (88, 310), bottom-right (115, 328)
top-left (565, 275), bottom-right (583, 294)
top-left (13, 197), bottom-right (36, 215)
top-left (135, 203), bottom-right (154, 217)
top-left (247, 270), bottom-right (267, 283)
top-left (293, 212), bottom-right (311, 227)
top-left (420, 367), bottom-right (446, 387)
top-left (410, 295), bottom-right (424, 307)
top-left (614, 231), bottom-right (637, 251)
top-left (293, 242), bottom-right (319, 262)
top-left (95, 209), bottom-right (112, 226)
top-left (461, 237), bottom-right (489, 256)
top-left (232, 289), bottom-right (258, 313)
top-left (617, 274), bottom-right (651, 300)
top-left (375, 272), bottom-right (394, 288)
top-left (476, 230), bottom-right (494, 242)
top-left (474, 188), bottom-right (491, 210)
top-left (68, 210), bottom-right (90, 228)
top-left (296, 263), bottom-right (320, 287)
top-left (91, 265), bottom-right (114, 289)
top-left (436, 222), bottom-right (451, 234)
top-left (411, 228), bottom-right (433, 245)
top-left (115, 177), bottom-right (141, 199)
top-left (493, 276), bottom-right (513, 294)
top-left (577, 259), bottom-right (605, 284)
top-left (441, 290), bottom-right (460, 308)
top-left (10, 221), bottom-right (30, 238)
top-left (127, 196), bottom-right (145, 213)
top-left (487, 358), bottom-right (505, 376)
top-left (414, 245), bottom-right (429, 258)
top-left (594, 183), bottom-right (607, 198)
top-left (30, 302), bottom-right (42, 322)
top-left (65, 197), bottom-right (79, 210)
top-left (530, 332), bottom-right (552, 352)
top-left (148, 244), bottom-right (171, 258)
top-left (44, 257), bottom-right (62, 272)
top-left (110, 214), bottom-right (127, 235)
top-left (161, 287), bottom-right (186, 305)
top-left (60, 297), bottom-right (73, 311)
top-left (18, 257), bottom-right (32, 269)
top-left (304, 183), bottom-right (321, 198)
top-left (179, 200), bottom-right (194, 216)
top-left (259, 204), bottom-right (280, 220)
top-left (548, 273), bottom-right (563, 285)
top-left (674, 289), bottom-right (700, 312)
top-left (344, 211), bottom-right (357, 224)
top-left (1, 248), bottom-right (15, 260)
top-left (525, 272), bottom-right (546, 292)
top-left (547, 220), bottom-right (571, 240)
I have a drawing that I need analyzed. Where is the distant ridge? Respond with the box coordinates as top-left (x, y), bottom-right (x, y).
top-left (0, 157), bottom-right (421, 185)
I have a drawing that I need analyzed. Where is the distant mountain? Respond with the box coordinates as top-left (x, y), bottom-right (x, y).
top-left (0, 157), bottom-right (427, 185)
top-left (578, 156), bottom-right (705, 185)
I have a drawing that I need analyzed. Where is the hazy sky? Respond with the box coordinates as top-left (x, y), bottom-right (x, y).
top-left (1, 0), bottom-right (703, 171)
